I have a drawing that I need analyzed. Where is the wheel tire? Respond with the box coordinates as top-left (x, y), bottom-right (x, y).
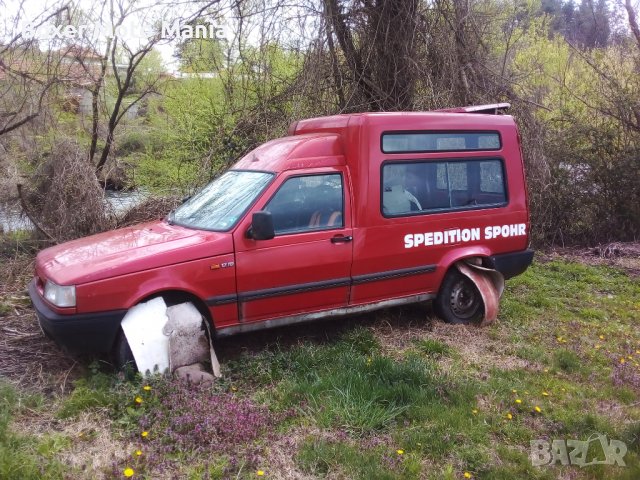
top-left (434, 269), bottom-right (484, 324)
top-left (113, 330), bottom-right (137, 371)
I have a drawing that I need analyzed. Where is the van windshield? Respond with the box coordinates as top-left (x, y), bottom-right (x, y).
top-left (169, 170), bottom-right (274, 231)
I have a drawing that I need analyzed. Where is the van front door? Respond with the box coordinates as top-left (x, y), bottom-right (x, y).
top-left (233, 170), bottom-right (353, 324)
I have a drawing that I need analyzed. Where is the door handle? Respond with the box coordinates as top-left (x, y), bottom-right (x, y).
top-left (331, 235), bottom-right (352, 243)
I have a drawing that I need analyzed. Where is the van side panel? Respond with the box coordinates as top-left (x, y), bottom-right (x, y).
top-left (350, 116), bottom-right (528, 305)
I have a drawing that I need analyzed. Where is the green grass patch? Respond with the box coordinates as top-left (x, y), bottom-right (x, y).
top-left (4, 258), bottom-right (640, 478)
top-left (56, 364), bottom-right (150, 434)
top-left (259, 328), bottom-right (477, 435)
top-left (0, 382), bottom-right (73, 479)
top-left (56, 374), bottom-right (118, 419)
top-left (415, 338), bottom-right (452, 358)
top-left (553, 349), bottom-right (582, 373)
top-left (298, 437), bottom-right (421, 479)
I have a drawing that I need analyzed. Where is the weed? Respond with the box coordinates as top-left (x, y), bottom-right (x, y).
top-left (298, 437), bottom-right (420, 479)
top-left (0, 303), bottom-right (11, 316)
top-left (0, 381), bottom-right (73, 479)
top-left (277, 340), bottom-right (444, 434)
top-left (109, 377), bottom-right (289, 477)
top-left (57, 379), bottom-right (117, 419)
top-left (554, 349), bottom-right (582, 373)
top-left (416, 338), bottom-right (452, 358)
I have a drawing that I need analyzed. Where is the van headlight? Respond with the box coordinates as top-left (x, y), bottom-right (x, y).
top-left (44, 280), bottom-right (76, 308)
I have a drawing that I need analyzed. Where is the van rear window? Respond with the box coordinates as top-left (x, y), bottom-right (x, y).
top-left (381, 159), bottom-right (507, 217)
top-left (381, 131), bottom-right (501, 153)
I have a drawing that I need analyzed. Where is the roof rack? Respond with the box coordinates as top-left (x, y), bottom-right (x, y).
top-left (436, 103), bottom-right (511, 115)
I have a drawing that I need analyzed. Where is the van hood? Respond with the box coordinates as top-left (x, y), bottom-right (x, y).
top-left (36, 220), bottom-right (233, 285)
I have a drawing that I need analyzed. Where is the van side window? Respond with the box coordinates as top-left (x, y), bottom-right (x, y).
top-left (381, 159), bottom-right (506, 216)
top-left (381, 131), bottom-right (501, 153)
top-left (264, 174), bottom-right (344, 235)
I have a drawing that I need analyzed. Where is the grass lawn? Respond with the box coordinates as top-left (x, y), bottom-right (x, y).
top-left (1, 255), bottom-right (639, 479)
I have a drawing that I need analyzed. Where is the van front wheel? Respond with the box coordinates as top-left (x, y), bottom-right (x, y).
top-left (113, 330), bottom-right (136, 371)
top-left (435, 270), bottom-right (484, 324)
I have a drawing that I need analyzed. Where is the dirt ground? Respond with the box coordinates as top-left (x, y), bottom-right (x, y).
top-left (0, 255), bottom-right (78, 392)
top-left (538, 241), bottom-right (640, 278)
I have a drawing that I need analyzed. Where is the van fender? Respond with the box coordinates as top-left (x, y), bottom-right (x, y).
top-left (124, 282), bottom-right (214, 328)
top-left (124, 277), bottom-right (207, 310)
top-left (455, 259), bottom-right (504, 326)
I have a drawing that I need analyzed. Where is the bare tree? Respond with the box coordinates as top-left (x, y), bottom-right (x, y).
top-left (0, 1), bottom-right (71, 136)
top-left (322, 0), bottom-right (419, 111)
top-left (89, 0), bottom-right (224, 174)
top-left (624, 0), bottom-right (640, 51)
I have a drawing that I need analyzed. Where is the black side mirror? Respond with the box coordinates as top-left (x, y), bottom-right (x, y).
top-left (249, 211), bottom-right (275, 240)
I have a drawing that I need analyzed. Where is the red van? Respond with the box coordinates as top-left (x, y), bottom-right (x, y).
top-left (29, 105), bottom-right (533, 361)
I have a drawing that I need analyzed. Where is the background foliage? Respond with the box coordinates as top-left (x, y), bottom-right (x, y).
top-left (0, 0), bottom-right (638, 245)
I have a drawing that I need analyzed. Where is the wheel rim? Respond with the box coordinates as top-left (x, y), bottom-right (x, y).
top-left (449, 278), bottom-right (480, 319)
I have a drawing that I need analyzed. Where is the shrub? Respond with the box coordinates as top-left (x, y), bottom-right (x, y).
top-left (22, 138), bottom-right (115, 243)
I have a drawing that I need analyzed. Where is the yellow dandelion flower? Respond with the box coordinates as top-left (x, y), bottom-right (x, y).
top-left (143, 385), bottom-right (151, 391)
top-left (620, 358), bottom-right (626, 364)
top-left (515, 399), bottom-right (522, 404)
top-left (628, 355), bottom-right (633, 360)
top-left (464, 473), bottom-right (473, 479)
top-left (141, 431), bottom-right (148, 438)
top-left (135, 450), bottom-right (142, 456)
top-left (256, 470), bottom-right (265, 476)
top-left (556, 336), bottom-right (562, 342)
top-left (124, 467), bottom-right (134, 477)
top-left (599, 335), bottom-right (605, 340)
top-left (636, 350), bottom-right (640, 354)
top-left (506, 413), bottom-right (513, 420)
top-left (396, 449), bottom-right (404, 455)
top-left (472, 409), bottom-right (478, 415)
top-left (542, 391), bottom-right (549, 396)
top-left (134, 397), bottom-right (142, 404)
top-left (534, 406), bottom-right (542, 413)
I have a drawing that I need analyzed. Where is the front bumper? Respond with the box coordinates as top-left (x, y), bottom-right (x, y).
top-left (28, 280), bottom-right (126, 353)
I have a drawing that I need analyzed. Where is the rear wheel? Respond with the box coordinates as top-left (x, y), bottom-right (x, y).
top-left (434, 269), bottom-right (484, 324)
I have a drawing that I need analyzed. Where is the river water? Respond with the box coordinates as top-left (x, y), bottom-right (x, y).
top-left (0, 190), bottom-right (146, 234)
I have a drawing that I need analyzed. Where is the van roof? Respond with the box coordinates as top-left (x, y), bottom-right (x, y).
top-left (232, 133), bottom-right (345, 172)
top-left (290, 110), bottom-right (516, 136)
top-left (234, 108), bottom-right (517, 173)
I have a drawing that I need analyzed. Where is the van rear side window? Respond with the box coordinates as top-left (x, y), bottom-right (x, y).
top-left (381, 131), bottom-right (501, 153)
top-left (381, 159), bottom-right (507, 216)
